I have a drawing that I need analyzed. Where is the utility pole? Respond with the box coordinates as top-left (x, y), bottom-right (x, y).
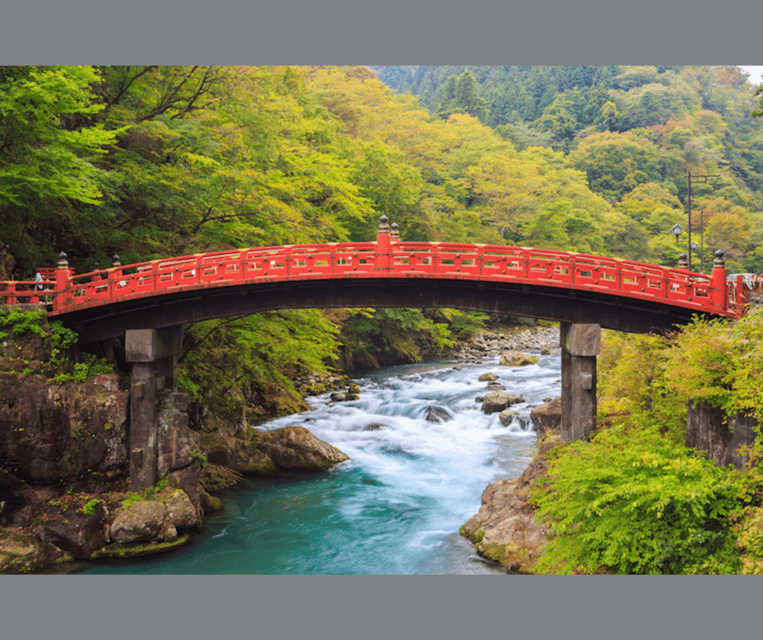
top-left (687, 171), bottom-right (720, 272)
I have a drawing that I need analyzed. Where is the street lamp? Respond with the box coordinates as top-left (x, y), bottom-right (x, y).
top-left (672, 223), bottom-right (683, 243)
top-left (687, 171), bottom-right (720, 273)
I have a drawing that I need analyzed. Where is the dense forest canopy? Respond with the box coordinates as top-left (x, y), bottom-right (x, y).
top-left (2, 65), bottom-right (763, 423)
top-left (2, 65), bottom-right (762, 278)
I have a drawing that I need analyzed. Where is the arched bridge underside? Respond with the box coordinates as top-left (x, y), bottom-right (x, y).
top-left (39, 238), bottom-right (746, 343)
top-left (54, 274), bottom-right (729, 344)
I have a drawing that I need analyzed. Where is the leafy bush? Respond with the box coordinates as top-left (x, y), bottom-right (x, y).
top-left (531, 427), bottom-right (753, 574)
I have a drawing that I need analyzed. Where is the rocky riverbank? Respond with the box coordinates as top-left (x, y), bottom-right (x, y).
top-left (0, 312), bottom-right (353, 573)
top-left (458, 324), bottom-right (563, 573)
top-left (1, 314), bottom-right (562, 574)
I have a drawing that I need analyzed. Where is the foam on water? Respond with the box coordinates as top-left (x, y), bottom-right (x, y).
top-left (79, 349), bottom-right (561, 574)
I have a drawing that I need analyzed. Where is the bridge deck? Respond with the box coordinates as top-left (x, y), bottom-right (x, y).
top-left (1, 236), bottom-right (755, 341)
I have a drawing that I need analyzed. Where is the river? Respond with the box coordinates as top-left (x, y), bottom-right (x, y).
top-left (76, 339), bottom-right (561, 575)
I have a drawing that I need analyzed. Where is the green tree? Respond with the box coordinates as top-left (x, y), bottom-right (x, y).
top-left (0, 66), bottom-right (117, 270)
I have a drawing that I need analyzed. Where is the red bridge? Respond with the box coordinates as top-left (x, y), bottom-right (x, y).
top-left (1, 217), bottom-right (754, 342)
top-left (2, 217), bottom-right (758, 488)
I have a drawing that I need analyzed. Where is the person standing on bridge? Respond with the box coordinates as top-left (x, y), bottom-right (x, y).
top-left (34, 270), bottom-right (43, 291)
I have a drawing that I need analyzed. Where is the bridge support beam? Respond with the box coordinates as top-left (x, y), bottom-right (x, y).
top-left (560, 322), bottom-right (600, 442)
top-left (125, 325), bottom-right (183, 490)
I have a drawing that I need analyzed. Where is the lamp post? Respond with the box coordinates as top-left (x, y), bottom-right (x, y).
top-left (687, 171), bottom-right (720, 273)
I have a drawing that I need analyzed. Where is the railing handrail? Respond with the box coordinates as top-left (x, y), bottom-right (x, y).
top-left (0, 240), bottom-right (747, 319)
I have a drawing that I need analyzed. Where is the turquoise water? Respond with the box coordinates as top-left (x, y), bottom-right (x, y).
top-left (77, 352), bottom-right (560, 575)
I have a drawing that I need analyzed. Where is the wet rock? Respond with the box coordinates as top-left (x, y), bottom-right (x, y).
top-left (33, 498), bottom-right (109, 559)
top-left (499, 351), bottom-right (537, 367)
top-left (482, 391), bottom-right (511, 414)
top-left (498, 409), bottom-right (518, 427)
top-left (478, 372), bottom-right (499, 382)
top-left (530, 396), bottom-right (562, 438)
top-left (424, 406), bottom-right (451, 423)
top-left (486, 381), bottom-right (507, 391)
top-left (461, 442), bottom-right (557, 573)
top-left (200, 432), bottom-right (277, 475)
top-left (256, 426), bottom-right (349, 471)
top-left (0, 526), bottom-right (68, 573)
top-left (330, 391), bottom-right (359, 402)
top-left (364, 423), bottom-right (388, 431)
top-left (164, 489), bottom-right (199, 531)
top-left (110, 500), bottom-right (166, 544)
top-left (482, 391), bottom-right (524, 414)
top-left (199, 488), bottom-right (223, 514)
top-left (199, 463), bottom-right (244, 493)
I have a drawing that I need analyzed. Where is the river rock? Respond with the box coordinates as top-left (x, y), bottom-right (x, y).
top-left (255, 426), bottom-right (349, 471)
top-left (478, 373), bottom-right (499, 382)
top-left (486, 381), bottom-right (507, 391)
top-left (164, 489), bottom-right (199, 531)
top-left (530, 396), bottom-right (562, 438)
top-left (499, 351), bottom-right (537, 366)
top-left (498, 409), bottom-right (517, 427)
top-left (110, 500), bottom-right (167, 544)
top-left (424, 406), bottom-right (451, 423)
top-left (200, 432), bottom-right (278, 475)
top-left (482, 391), bottom-right (524, 414)
top-left (33, 497), bottom-right (110, 559)
top-left (0, 526), bottom-right (68, 573)
top-left (461, 441), bottom-right (557, 573)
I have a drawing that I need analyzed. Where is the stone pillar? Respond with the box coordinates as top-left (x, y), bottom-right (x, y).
top-left (560, 322), bottom-right (600, 442)
top-left (125, 325), bottom-right (184, 490)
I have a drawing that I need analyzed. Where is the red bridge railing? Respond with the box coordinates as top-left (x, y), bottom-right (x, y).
top-left (0, 218), bottom-right (752, 319)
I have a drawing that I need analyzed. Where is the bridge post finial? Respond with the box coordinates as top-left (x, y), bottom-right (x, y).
top-left (678, 253), bottom-right (688, 270)
top-left (390, 222), bottom-right (399, 241)
top-left (712, 250), bottom-right (727, 311)
top-left (111, 254), bottom-right (121, 268)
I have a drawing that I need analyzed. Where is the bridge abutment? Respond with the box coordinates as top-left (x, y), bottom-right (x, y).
top-left (125, 325), bottom-right (184, 490)
top-left (560, 322), bottom-right (600, 442)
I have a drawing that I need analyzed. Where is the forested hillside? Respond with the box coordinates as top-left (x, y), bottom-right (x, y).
top-left (2, 65), bottom-right (763, 427)
top-left (374, 65), bottom-right (763, 272)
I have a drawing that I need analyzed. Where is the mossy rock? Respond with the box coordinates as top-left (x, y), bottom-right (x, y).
top-left (88, 534), bottom-right (190, 560)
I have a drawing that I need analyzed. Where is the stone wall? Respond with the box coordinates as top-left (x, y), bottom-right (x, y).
top-left (686, 401), bottom-right (759, 469)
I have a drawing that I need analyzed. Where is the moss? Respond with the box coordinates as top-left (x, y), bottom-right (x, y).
top-left (88, 535), bottom-right (190, 560)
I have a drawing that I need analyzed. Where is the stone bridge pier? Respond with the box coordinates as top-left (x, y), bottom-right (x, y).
top-left (560, 322), bottom-right (600, 442)
top-left (125, 325), bottom-right (185, 490)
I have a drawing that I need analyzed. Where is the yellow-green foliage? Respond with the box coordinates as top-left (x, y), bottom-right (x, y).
top-left (532, 311), bottom-right (763, 574)
top-left (531, 427), bottom-right (753, 574)
top-left (597, 330), bottom-right (685, 442)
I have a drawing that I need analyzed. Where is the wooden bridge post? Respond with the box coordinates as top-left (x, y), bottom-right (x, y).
top-left (560, 322), bottom-right (600, 442)
top-left (125, 325), bottom-right (184, 490)
top-left (375, 215), bottom-right (392, 270)
top-left (711, 250), bottom-right (727, 311)
top-left (54, 252), bottom-right (70, 313)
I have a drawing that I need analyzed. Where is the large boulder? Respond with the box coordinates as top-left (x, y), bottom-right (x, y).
top-left (530, 397), bottom-right (562, 438)
top-left (461, 442), bottom-right (557, 573)
top-left (163, 489), bottom-right (199, 531)
top-left (499, 351), bottom-right (537, 367)
top-left (482, 391), bottom-right (524, 414)
top-left (200, 432), bottom-right (278, 475)
top-left (255, 426), bottom-right (349, 471)
top-left (32, 496), bottom-right (110, 559)
top-left (110, 500), bottom-right (167, 544)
